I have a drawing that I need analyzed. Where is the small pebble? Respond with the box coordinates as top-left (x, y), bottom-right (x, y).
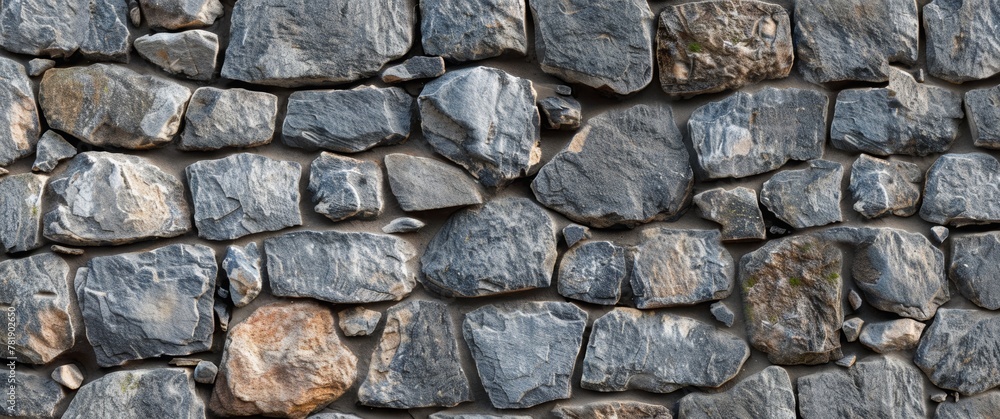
top-left (27, 58), bottom-right (55, 77)
top-left (562, 224), bottom-right (591, 248)
top-left (382, 217), bottom-right (425, 234)
top-left (169, 358), bottom-right (202, 367)
top-left (931, 226), bottom-right (949, 244)
top-left (931, 393), bottom-right (948, 403)
top-left (843, 317), bottom-right (864, 342)
top-left (194, 361), bottom-right (218, 384)
top-left (710, 302), bottom-right (735, 327)
top-left (848, 289), bottom-right (863, 311)
top-left (835, 354), bottom-right (856, 368)
top-left (50, 364), bottom-right (84, 390)
top-left (50, 245), bottom-right (84, 256)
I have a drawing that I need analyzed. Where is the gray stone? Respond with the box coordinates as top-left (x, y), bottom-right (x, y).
top-left (835, 355), bottom-right (856, 368)
top-left (222, 0), bottom-right (414, 87)
top-left (359, 300), bottom-right (471, 408)
top-left (581, 308), bottom-right (749, 392)
top-left (0, 254), bottom-right (78, 364)
top-left (849, 154), bottom-right (923, 218)
top-left (463, 302), bottom-right (587, 408)
top-left (381, 56), bottom-right (446, 83)
top-left (214, 300), bottom-right (229, 332)
top-left (848, 289), bottom-right (863, 311)
top-left (678, 366), bottom-right (796, 419)
top-left (44, 152), bottom-right (192, 246)
top-left (740, 234), bottom-right (844, 365)
top-left (916, 308), bottom-right (1000, 395)
top-left (859, 318), bottom-right (925, 353)
top-left (382, 217), bottom-right (425, 234)
top-left (921, 153), bottom-right (1000, 226)
top-left (539, 96), bottom-right (582, 130)
top-left (9, 372), bottom-right (66, 418)
top-left (338, 307), bottom-right (381, 337)
top-left (552, 401), bottom-right (672, 419)
top-left (831, 67), bottom-right (963, 156)
top-left (710, 302), bottom-right (735, 327)
top-left (129, 0), bottom-right (140, 26)
top-left (385, 153), bottom-right (483, 211)
top-left (421, 197), bottom-right (557, 297)
top-left (311, 414), bottom-right (365, 419)
top-left (179, 87), bottom-right (278, 151)
top-left (419, 66), bottom-right (541, 188)
top-left (308, 152), bottom-right (383, 222)
top-left (631, 228), bottom-right (733, 308)
top-left (925, 0), bottom-right (1000, 83)
top-left (530, 0), bottom-right (653, 95)
top-left (932, 226), bottom-right (950, 244)
top-left (0, 173), bottom-right (46, 253)
top-left (80, 0), bottom-right (130, 62)
top-left (186, 153), bottom-right (302, 241)
top-left (562, 224), bottom-right (590, 247)
top-left (421, 0), bottom-right (527, 62)
top-left (557, 241), bottom-right (627, 305)
top-left (283, 86), bottom-right (414, 153)
top-left (50, 245), bottom-right (82, 256)
top-left (134, 30), bottom-right (219, 81)
top-left (31, 131), bottom-right (76, 173)
top-left (27, 58), bottom-right (55, 76)
top-left (693, 187), bottom-right (766, 242)
top-left (689, 87), bottom-right (827, 179)
top-left (79, 244), bottom-right (216, 367)
top-left (950, 232), bottom-right (1000, 310)
top-left (223, 242), bottom-right (262, 308)
top-left (760, 160), bottom-right (844, 229)
top-left (138, 0), bottom-right (222, 30)
top-left (843, 318), bottom-right (864, 342)
top-left (793, 0), bottom-right (919, 84)
top-left (936, 391), bottom-right (1000, 419)
top-left (0, 57), bottom-right (39, 166)
top-left (0, 0), bottom-right (82, 57)
top-left (169, 358), bottom-right (203, 367)
top-left (532, 104), bottom-right (692, 228)
top-left (965, 85), bottom-right (1000, 149)
top-left (64, 368), bottom-right (204, 419)
top-left (932, 393), bottom-right (949, 403)
top-left (39, 64), bottom-right (192, 149)
top-left (798, 356), bottom-right (925, 419)
top-left (657, 0), bottom-right (793, 96)
top-left (266, 230), bottom-right (417, 303)
top-left (194, 361), bottom-right (218, 384)
top-left (431, 415), bottom-right (532, 419)
top-left (51, 364), bottom-right (84, 390)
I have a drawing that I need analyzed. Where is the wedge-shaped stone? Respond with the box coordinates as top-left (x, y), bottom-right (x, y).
top-left (921, 153), bottom-right (1000, 226)
top-left (283, 86), bottom-right (413, 153)
top-left (31, 131), bottom-right (76, 173)
top-left (63, 369), bottom-right (204, 419)
top-left (421, 0), bottom-right (527, 62)
top-left (0, 253), bottom-right (78, 364)
top-left (381, 56), bottom-right (446, 83)
top-left (0, 173), bottom-right (46, 253)
top-left (385, 153), bottom-right (483, 212)
top-left (0, 57), bottom-right (40, 166)
top-left (134, 30), bottom-right (219, 81)
top-left (678, 366), bottom-right (796, 419)
top-left (798, 356), bottom-right (925, 419)
top-left (631, 228), bottom-right (733, 308)
top-left (915, 308), bottom-right (1000, 395)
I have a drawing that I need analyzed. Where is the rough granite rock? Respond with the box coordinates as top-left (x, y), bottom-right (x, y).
top-left (581, 308), bottom-right (749, 393)
top-left (210, 301), bottom-right (358, 418)
top-left (338, 307), bottom-right (381, 337)
top-left (51, 364), bottom-right (84, 390)
top-left (798, 356), bottom-right (925, 418)
top-left (381, 56), bottom-right (446, 83)
top-left (678, 366), bottom-right (795, 419)
top-left (843, 318), bottom-right (864, 342)
top-left (266, 230), bottom-right (416, 303)
top-left (186, 153), bottom-right (302, 240)
top-left (31, 131), bottom-right (76, 173)
top-left (925, 0), bottom-right (1000, 83)
top-left (562, 224), bottom-right (591, 247)
top-left (830, 67), bottom-right (963, 156)
top-left (532, 104), bottom-right (693, 228)
top-left (921, 153), bottom-right (1000, 226)
top-left (740, 234), bottom-right (844, 365)
top-left (194, 361), bottom-right (218, 384)
top-left (951, 232), bottom-right (1000, 310)
top-left (859, 318), bottom-right (925, 353)
top-left (44, 152), bottom-right (191, 246)
top-left (936, 391), bottom-right (1000, 419)
top-left (463, 302), bottom-right (587, 408)
top-left (79, 244), bottom-right (216, 367)
top-left (223, 242), bottom-right (262, 308)
top-left (793, 0), bottom-right (919, 84)
top-left (27, 58), bottom-right (55, 76)
top-left (552, 401), bottom-right (672, 419)
top-left (539, 96), bottom-right (582, 130)
top-left (693, 187), bottom-right (766, 242)
top-left (915, 308), bottom-right (1000, 395)
top-left (419, 66), bottom-right (541, 187)
top-left (0, 57), bottom-right (39, 166)
top-left (12, 372), bottom-right (67, 418)
top-left (0, 254), bottom-right (77, 364)
top-left (965, 85), bottom-right (1000, 149)
top-left (283, 86), bottom-right (413, 153)
top-left (80, 0), bottom-right (131, 61)
top-left (139, 0), bottom-right (222, 29)
top-left (0, 0), bottom-right (82, 57)
top-left (64, 369), bottom-right (203, 418)
top-left (385, 153), bottom-right (483, 212)
top-left (179, 87), bottom-right (278, 151)
top-left (849, 154), bottom-right (923, 218)
top-left (657, 0), bottom-right (793, 96)
top-left (631, 228), bottom-right (733, 308)
top-left (308, 152), bottom-right (383, 222)
top-left (421, 0), bottom-right (527, 62)
top-left (39, 64), bottom-right (192, 149)
top-left (760, 160), bottom-right (844, 229)
top-left (359, 300), bottom-right (471, 408)
top-left (135, 30), bottom-right (219, 81)
top-left (710, 302), bottom-right (735, 327)
top-left (421, 197), bottom-right (556, 297)
top-left (529, 0), bottom-right (653, 95)
top-left (557, 241), bottom-right (627, 305)
top-left (222, 0), bottom-right (414, 87)
top-left (0, 173), bottom-right (46, 253)
top-left (382, 217), bottom-right (425, 234)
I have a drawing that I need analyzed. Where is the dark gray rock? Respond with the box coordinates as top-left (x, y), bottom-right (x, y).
top-left (359, 300), bottom-right (471, 408)
top-left (916, 308), bottom-right (1000, 395)
top-left (562, 224), bottom-right (590, 247)
top-left (849, 154), bottom-right (923, 218)
top-left (27, 58), bottom-right (55, 76)
top-left (581, 308), bottom-right (749, 392)
top-left (194, 361), bottom-right (217, 384)
top-left (421, 0), bottom-right (527, 62)
top-left (283, 86), bottom-right (413, 153)
top-left (308, 152), bottom-right (383, 222)
top-left (631, 228), bottom-right (733, 308)
top-left (179, 87), bottom-right (278, 151)
top-left (0, 0), bottom-right (82, 57)
top-left (138, 0), bottom-right (222, 30)
top-left (463, 302), bottom-right (587, 408)
top-left (921, 153), bottom-right (1000, 226)
top-left (9, 372), bottom-right (66, 418)
top-left (710, 302), bottom-right (735, 327)
top-left (693, 187), bottom-right (766, 242)
top-left (135, 30), bottom-right (219, 81)
top-left (0, 57), bottom-right (39, 166)
top-left (382, 217), bottom-right (425, 234)
top-left (186, 153), bottom-right (302, 241)
top-left (381, 56), bottom-right (446, 83)
top-left (80, 0), bottom-right (130, 62)
top-left (798, 356), bottom-right (925, 418)
top-left (951, 232), bottom-right (1000, 310)
top-left (338, 307), bottom-right (381, 337)
top-left (678, 366), bottom-right (795, 419)
top-left (129, 0), bottom-right (140, 26)
top-left (925, 0), bottom-right (1000, 83)
top-left (760, 160), bottom-right (844, 229)
top-left (843, 317), bottom-right (864, 342)
top-left (51, 364), bottom-right (84, 390)
top-left (266, 230), bottom-right (417, 303)
top-left (419, 66), bottom-right (541, 188)
top-left (539, 96), bottom-right (582, 130)
top-left (31, 131), bottom-right (76, 173)
top-left (223, 242), bottom-right (261, 308)
top-left (214, 301), bottom-right (229, 332)
top-left (557, 241), bottom-right (627, 305)
top-left (222, 0), bottom-right (414, 87)
top-left (64, 368), bottom-right (205, 419)
top-left (0, 173), bottom-right (46, 253)
top-left (0, 253), bottom-right (78, 364)
top-left (530, 0), bottom-right (653, 95)
top-left (932, 226), bottom-right (950, 244)
top-left (859, 318), bottom-right (925, 353)
top-left (936, 391), bottom-right (1000, 419)
top-left (552, 401), bottom-right (672, 419)
top-left (421, 197), bottom-right (557, 297)
top-left (385, 153), bottom-right (483, 211)
top-left (965, 85), bottom-right (1000, 149)
top-left (532, 104), bottom-right (692, 228)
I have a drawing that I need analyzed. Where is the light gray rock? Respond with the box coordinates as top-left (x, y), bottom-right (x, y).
top-left (50, 245), bottom-right (83, 256)
top-left (925, 0), bottom-right (1000, 83)
top-left (421, 0), bottom-right (527, 62)
top-left (678, 366), bottom-right (795, 419)
top-left (921, 153), bottom-right (1000, 226)
top-left (421, 197), bottom-right (556, 297)
top-left (835, 354), bottom-right (856, 368)
top-left (338, 307), bottom-right (381, 337)
top-left (798, 356), bottom-right (925, 418)
top-left (694, 187), bottom-right (766, 242)
top-left (44, 152), bottom-right (191, 246)
top-left (859, 318), bottom-right (925, 353)
top-left (385, 153), bottom-right (483, 211)
top-left (843, 318), bottom-right (864, 342)
top-left (135, 30), bottom-right (219, 81)
top-left (51, 364), bottom-right (84, 390)
top-left (532, 104), bottom-right (692, 228)
top-left (80, 0), bottom-right (130, 62)
top-left (382, 217), bottom-right (425, 234)
top-left (849, 154), bottom-right (923, 218)
top-left (31, 131), bottom-right (76, 173)
top-left (562, 224), bottom-right (590, 247)
top-left (581, 308), bottom-right (749, 393)
top-left (223, 242), bottom-right (262, 308)
top-left (965, 85), bottom-right (1000, 149)
top-left (8, 372), bottom-right (66, 418)
top-left (222, 0), bottom-right (414, 87)
top-left (932, 393), bottom-right (949, 403)
top-left (169, 358), bottom-right (203, 367)
top-left (27, 58), bottom-right (55, 76)
top-left (194, 361), bottom-right (218, 384)
top-left (932, 226), bottom-right (950, 244)
top-left (186, 153), bottom-right (302, 240)
top-left (916, 308), bottom-right (1000, 395)
top-left (539, 96), bottom-right (581, 130)
top-left (64, 369), bottom-right (204, 419)
top-left (710, 302), bottom-right (735, 327)
top-left (552, 401), bottom-right (672, 419)
top-left (0, 0), bottom-right (83, 57)
top-left (308, 152), bottom-right (383, 222)
top-left (0, 173), bottom-right (46, 253)
top-left (936, 391), bottom-right (1000, 419)
top-left (283, 86), bottom-right (413, 153)
top-left (138, 0), bottom-right (222, 30)
top-left (381, 56), bottom-right (446, 83)
top-left (631, 228), bottom-right (733, 308)
top-left (266, 230), bottom-right (417, 303)
top-left (951, 232), bottom-right (1000, 310)
top-left (760, 160), bottom-right (844, 229)
top-left (530, 0), bottom-right (653, 95)
top-left (557, 241), bottom-right (627, 305)
top-left (179, 87), bottom-right (278, 151)
top-left (0, 57), bottom-right (39, 166)
top-left (463, 302), bottom-right (587, 408)
top-left (849, 289), bottom-right (863, 311)
top-left (0, 253), bottom-right (78, 364)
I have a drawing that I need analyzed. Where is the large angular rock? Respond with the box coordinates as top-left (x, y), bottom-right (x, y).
top-left (532, 104), bottom-right (693, 228)
top-left (223, 242), bottom-right (262, 308)
top-left (915, 308), bottom-right (1000, 395)
top-left (693, 187), bottom-right (766, 242)
top-left (39, 64), bottom-right (192, 149)
top-left (740, 234), bottom-right (844, 365)
top-left (0, 173), bottom-right (46, 253)
top-left (186, 153), bottom-right (302, 240)
top-left (552, 401), bottom-right (672, 419)
top-left (265, 230), bottom-right (417, 304)
top-left (936, 391), bottom-right (1000, 419)
top-left (631, 228), bottom-right (733, 308)
top-left (79, 244), bottom-right (216, 367)
top-left (10, 372), bottom-right (66, 418)
top-left (222, 0), bottom-right (414, 87)
top-left (134, 30), bottom-right (219, 81)
top-left (657, 0), bottom-right (793, 96)
top-left (308, 152), bottom-right (383, 222)
top-left (966, 85), bottom-right (1000, 149)
top-left (951, 232), bottom-right (1000, 310)
top-left (849, 154), bottom-right (923, 218)
top-left (44, 152), bottom-right (191, 246)
top-left (557, 241), bottom-right (627, 305)
top-left (581, 308), bottom-right (749, 393)
top-left (0, 57), bottom-right (39, 166)
top-left (179, 87), bottom-right (278, 151)
top-left (688, 88), bottom-right (828, 179)
top-left (798, 356), bottom-right (926, 418)
top-left (64, 369), bottom-right (204, 419)
top-left (384, 153), bottom-right (483, 212)
top-left (830, 67), bottom-right (963, 156)
top-left (419, 66), bottom-right (540, 187)
top-left (529, 0), bottom-right (653, 95)
top-left (283, 86), bottom-right (413, 153)
top-left (359, 300), bottom-right (471, 408)
top-left (678, 366), bottom-right (796, 419)
top-left (0, 0), bottom-right (83, 57)
top-left (420, 197), bottom-right (557, 297)
top-left (139, 0), bottom-right (222, 29)
top-left (793, 0), bottom-right (919, 84)
top-left (210, 301), bottom-right (357, 418)
top-left (420, 0), bottom-right (527, 62)
top-left (859, 318), bottom-right (925, 353)
top-left (925, 0), bottom-right (1000, 83)
top-left (760, 160), bottom-right (844, 229)
top-left (921, 153), bottom-right (1000, 226)
top-left (463, 302), bottom-right (587, 409)
top-left (80, 0), bottom-right (131, 61)
top-left (31, 131), bottom-right (77, 173)
top-left (0, 254), bottom-right (78, 364)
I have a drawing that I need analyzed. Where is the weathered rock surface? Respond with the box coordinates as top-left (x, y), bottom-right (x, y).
top-left (932, 226), bottom-right (950, 244)
top-left (581, 308), bottom-right (749, 392)
top-left (382, 217), bottom-right (425, 234)
top-left (921, 153), bottom-right (1000, 226)
top-left (359, 300), bottom-right (471, 408)
top-left (0, 57), bottom-right (39, 166)
top-left (179, 87), bottom-right (278, 151)
top-left (80, 0), bottom-right (131, 61)
top-left (194, 361), bottom-right (218, 384)
top-left (381, 56), bottom-right (446, 83)
top-left (915, 308), bottom-right (1000, 395)
top-left (936, 391), bottom-right (1000, 419)
top-left (283, 86), bottom-right (413, 153)
top-left (0, 254), bottom-right (77, 364)
top-left (631, 228), bottom-right (733, 308)
top-left (308, 153), bottom-right (383, 222)
top-left (694, 187), bottom-right (766, 242)
top-left (12, 372), bottom-right (67, 418)
top-left (678, 366), bottom-right (795, 419)
top-left (27, 58), bottom-right (55, 77)
top-left (419, 66), bottom-right (540, 187)
top-left (186, 153), bottom-right (302, 240)
top-left (222, 0), bottom-right (414, 87)
top-left (966, 85), bottom-right (1000, 149)
top-left (925, 0), bottom-right (1000, 83)
top-left (539, 96), bottom-right (582, 130)
top-left (421, 197), bottom-right (557, 297)
top-left (39, 64), bottom-right (192, 149)
top-left (849, 154), bottom-right (922, 218)
top-left (552, 401), bottom-right (672, 419)
top-left (562, 224), bottom-right (590, 247)
top-left (51, 245), bottom-right (83, 256)
top-left (0, 0), bottom-right (129, 60)
top-left (385, 153), bottom-right (483, 212)
top-left (557, 241), bottom-right (627, 305)
top-left (0, 173), bottom-right (46, 253)
top-left (52, 364), bottom-right (84, 390)
top-left (44, 152), bottom-right (191, 246)
top-left (798, 356), bottom-right (925, 418)
top-left (431, 415), bottom-right (531, 419)
top-left (64, 368), bottom-right (203, 418)
top-left (951, 232), bottom-right (1000, 310)
top-left (843, 317), bottom-right (864, 342)
top-left (760, 160), bottom-right (844, 229)
top-left (31, 131), bottom-right (76, 173)
top-left (421, 0), bottom-right (526, 62)
top-left (135, 30), bottom-right (219, 81)
top-left (223, 242), bottom-right (262, 308)
top-left (338, 307), bottom-right (381, 337)
top-left (532, 104), bottom-right (692, 228)
top-left (848, 289), bottom-right (864, 311)
top-left (139, 0), bottom-right (222, 30)
top-left (859, 318), bottom-right (925, 353)
top-left (710, 302), bottom-right (735, 328)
